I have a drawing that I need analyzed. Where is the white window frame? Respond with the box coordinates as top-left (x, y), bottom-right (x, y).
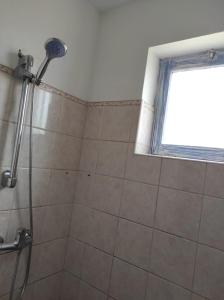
top-left (136, 32), bottom-right (224, 163)
top-left (150, 49), bottom-right (224, 162)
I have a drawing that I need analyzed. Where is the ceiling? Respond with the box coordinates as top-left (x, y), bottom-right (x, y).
top-left (88, 0), bottom-right (136, 11)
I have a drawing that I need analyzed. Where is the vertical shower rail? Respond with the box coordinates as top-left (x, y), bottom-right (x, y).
top-left (1, 51), bottom-right (34, 188)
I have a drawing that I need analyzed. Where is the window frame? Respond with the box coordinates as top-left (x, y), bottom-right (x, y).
top-left (150, 49), bottom-right (224, 162)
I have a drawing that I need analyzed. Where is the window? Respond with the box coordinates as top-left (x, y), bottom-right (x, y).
top-left (151, 49), bottom-right (224, 162)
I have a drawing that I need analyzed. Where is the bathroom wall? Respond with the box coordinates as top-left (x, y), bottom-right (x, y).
top-left (1, 1), bottom-right (224, 300)
top-left (0, 0), bottom-right (100, 100)
top-left (91, 0), bottom-right (224, 101)
top-left (63, 99), bottom-right (224, 300)
top-left (0, 67), bottom-right (87, 300)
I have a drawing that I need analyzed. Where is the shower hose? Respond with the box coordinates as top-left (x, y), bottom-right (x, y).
top-left (9, 82), bottom-right (34, 300)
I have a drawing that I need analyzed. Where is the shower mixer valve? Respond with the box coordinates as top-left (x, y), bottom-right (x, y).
top-left (0, 228), bottom-right (32, 251)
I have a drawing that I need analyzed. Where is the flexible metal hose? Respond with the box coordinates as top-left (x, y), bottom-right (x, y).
top-left (9, 250), bottom-right (22, 300)
top-left (9, 81), bottom-right (34, 300)
top-left (19, 81), bottom-right (34, 299)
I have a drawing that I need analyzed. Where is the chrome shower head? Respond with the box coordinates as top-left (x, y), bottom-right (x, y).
top-left (36, 38), bottom-right (67, 85)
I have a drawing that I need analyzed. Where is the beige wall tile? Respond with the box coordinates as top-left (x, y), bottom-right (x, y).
top-left (100, 105), bottom-right (135, 142)
top-left (151, 230), bottom-right (196, 289)
top-left (115, 219), bottom-right (152, 270)
top-left (70, 205), bottom-right (118, 254)
top-left (96, 141), bottom-right (128, 178)
top-left (53, 134), bottom-right (82, 170)
top-left (205, 163), bottom-right (224, 198)
top-left (0, 72), bottom-right (20, 123)
top-left (160, 158), bottom-right (206, 193)
top-left (31, 89), bottom-right (62, 132)
top-left (11, 168), bottom-right (51, 209)
top-left (65, 238), bottom-right (85, 276)
top-left (146, 274), bottom-right (192, 300)
top-left (84, 105), bottom-right (103, 139)
top-left (48, 170), bottom-right (77, 205)
top-left (74, 172), bottom-right (92, 206)
top-left (60, 272), bottom-right (80, 300)
top-left (60, 99), bottom-right (86, 138)
top-left (2, 78), bottom-right (224, 300)
top-left (125, 144), bottom-right (161, 185)
top-left (32, 207), bottom-right (45, 244)
top-left (37, 239), bottom-right (66, 279)
top-left (6, 168), bottom-right (51, 210)
top-left (39, 204), bottom-right (72, 242)
top-left (81, 245), bottom-right (113, 292)
top-left (33, 273), bottom-right (62, 300)
top-left (194, 245), bottom-right (224, 300)
top-left (129, 105), bottom-right (140, 143)
top-left (192, 295), bottom-right (207, 300)
top-left (78, 281), bottom-right (107, 300)
top-left (199, 196), bottom-right (224, 251)
top-left (88, 174), bottom-right (123, 215)
top-left (29, 168), bottom-right (51, 207)
top-left (0, 252), bottom-right (17, 296)
top-left (79, 139), bottom-right (99, 172)
top-left (28, 243), bottom-right (42, 283)
top-left (109, 258), bottom-right (148, 300)
top-left (0, 121), bottom-right (16, 167)
top-left (155, 187), bottom-right (202, 240)
top-left (20, 127), bottom-right (56, 169)
top-left (0, 211), bottom-right (10, 241)
top-left (120, 180), bottom-right (157, 227)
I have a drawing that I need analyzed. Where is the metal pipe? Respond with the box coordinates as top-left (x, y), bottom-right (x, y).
top-left (2, 78), bottom-right (30, 188)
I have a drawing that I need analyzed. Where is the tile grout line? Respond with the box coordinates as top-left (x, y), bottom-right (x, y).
top-left (65, 236), bottom-right (211, 300)
top-left (146, 156), bottom-right (163, 300)
top-left (190, 162), bottom-right (208, 299)
top-left (0, 271), bottom-right (64, 299)
top-left (60, 101), bottom-right (215, 300)
top-left (2, 95), bottom-right (220, 300)
top-left (104, 104), bottom-right (131, 299)
top-left (71, 199), bottom-right (224, 254)
top-left (88, 102), bottom-right (115, 299)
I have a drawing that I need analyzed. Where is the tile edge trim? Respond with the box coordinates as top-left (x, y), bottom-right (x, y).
top-left (0, 64), bottom-right (141, 107)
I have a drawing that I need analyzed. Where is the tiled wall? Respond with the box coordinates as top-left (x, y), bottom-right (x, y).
top-left (62, 100), bottom-right (224, 300)
top-left (0, 69), bottom-right (87, 299)
top-left (1, 66), bottom-right (224, 300)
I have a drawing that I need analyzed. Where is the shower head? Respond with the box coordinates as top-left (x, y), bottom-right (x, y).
top-left (45, 38), bottom-right (67, 59)
top-left (36, 38), bottom-right (67, 85)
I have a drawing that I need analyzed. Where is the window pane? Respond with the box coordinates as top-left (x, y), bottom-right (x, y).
top-left (161, 65), bottom-right (224, 149)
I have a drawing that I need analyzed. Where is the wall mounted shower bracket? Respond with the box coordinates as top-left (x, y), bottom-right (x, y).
top-left (0, 38), bottom-right (67, 300)
top-left (1, 39), bottom-right (67, 188)
top-left (1, 170), bottom-right (17, 188)
top-left (1, 50), bottom-right (34, 188)
top-left (14, 50), bottom-right (34, 81)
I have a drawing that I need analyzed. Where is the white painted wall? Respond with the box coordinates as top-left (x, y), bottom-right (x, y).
top-left (0, 0), bottom-right (99, 100)
top-left (91, 0), bottom-right (224, 101)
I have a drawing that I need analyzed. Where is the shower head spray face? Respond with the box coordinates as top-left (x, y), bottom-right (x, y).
top-left (45, 38), bottom-right (67, 59)
top-left (36, 37), bottom-right (67, 85)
